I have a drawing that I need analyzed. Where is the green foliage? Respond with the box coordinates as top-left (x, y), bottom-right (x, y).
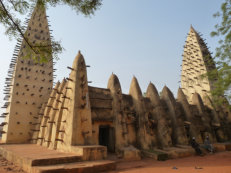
top-left (47, 0), bottom-right (102, 16)
top-left (209, 0), bottom-right (231, 107)
top-left (0, 0), bottom-right (102, 63)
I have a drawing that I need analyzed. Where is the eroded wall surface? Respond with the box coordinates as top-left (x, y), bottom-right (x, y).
top-left (32, 52), bottom-right (231, 155)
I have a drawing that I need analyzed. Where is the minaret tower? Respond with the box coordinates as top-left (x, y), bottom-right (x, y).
top-left (1, 2), bottom-right (53, 143)
top-left (181, 26), bottom-right (216, 103)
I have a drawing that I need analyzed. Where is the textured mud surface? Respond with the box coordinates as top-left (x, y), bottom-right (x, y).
top-left (0, 151), bottom-right (231, 173)
top-left (0, 155), bottom-right (25, 173)
top-left (108, 151), bottom-right (231, 173)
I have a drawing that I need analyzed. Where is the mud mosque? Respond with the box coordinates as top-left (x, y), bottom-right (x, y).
top-left (0, 2), bottom-right (231, 173)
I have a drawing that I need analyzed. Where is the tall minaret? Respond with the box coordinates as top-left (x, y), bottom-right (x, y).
top-left (1, 2), bottom-right (53, 143)
top-left (181, 26), bottom-right (216, 104)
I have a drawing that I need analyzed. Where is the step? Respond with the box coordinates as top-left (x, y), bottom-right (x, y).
top-left (141, 149), bottom-right (168, 161)
top-left (163, 146), bottom-right (195, 159)
top-left (0, 144), bottom-right (82, 172)
top-left (225, 143), bottom-right (231, 151)
top-left (31, 160), bottom-right (116, 173)
top-left (68, 145), bottom-right (107, 161)
top-left (213, 143), bottom-right (231, 152)
top-left (31, 155), bottom-right (82, 166)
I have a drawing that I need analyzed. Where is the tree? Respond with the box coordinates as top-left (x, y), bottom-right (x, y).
top-left (0, 0), bottom-right (102, 62)
top-left (209, 0), bottom-right (231, 107)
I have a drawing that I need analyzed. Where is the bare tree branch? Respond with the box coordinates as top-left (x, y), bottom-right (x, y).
top-left (0, 0), bottom-right (38, 54)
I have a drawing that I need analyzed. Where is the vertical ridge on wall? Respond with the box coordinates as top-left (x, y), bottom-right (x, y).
top-left (37, 82), bottom-right (60, 145)
top-left (192, 92), bottom-right (216, 142)
top-left (129, 76), bottom-right (153, 150)
top-left (161, 86), bottom-right (188, 145)
top-left (177, 88), bottom-right (203, 143)
top-left (55, 51), bottom-right (93, 151)
top-left (49, 79), bottom-right (68, 150)
top-left (42, 80), bottom-right (66, 147)
top-left (146, 83), bottom-right (172, 148)
top-left (107, 73), bottom-right (128, 152)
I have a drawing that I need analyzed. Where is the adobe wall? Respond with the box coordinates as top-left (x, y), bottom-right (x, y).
top-left (181, 26), bottom-right (215, 104)
top-left (1, 9), bottom-right (231, 159)
top-left (1, 3), bottom-right (53, 143)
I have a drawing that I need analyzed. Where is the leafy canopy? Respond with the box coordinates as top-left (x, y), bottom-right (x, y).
top-left (209, 0), bottom-right (231, 106)
top-left (0, 0), bottom-right (102, 62)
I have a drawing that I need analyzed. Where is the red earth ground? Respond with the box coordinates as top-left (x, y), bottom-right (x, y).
top-left (0, 151), bottom-right (231, 173)
top-left (108, 151), bottom-right (231, 173)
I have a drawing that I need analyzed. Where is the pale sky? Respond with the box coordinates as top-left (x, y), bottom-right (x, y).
top-left (0, 1), bottom-right (222, 113)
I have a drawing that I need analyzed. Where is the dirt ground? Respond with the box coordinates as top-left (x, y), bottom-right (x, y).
top-left (0, 155), bottom-right (25, 173)
top-left (109, 151), bottom-right (231, 173)
top-left (0, 151), bottom-right (231, 173)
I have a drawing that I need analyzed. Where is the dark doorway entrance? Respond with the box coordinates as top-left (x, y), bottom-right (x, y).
top-left (184, 124), bottom-right (190, 142)
top-left (200, 130), bottom-right (206, 141)
top-left (99, 125), bottom-right (115, 153)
